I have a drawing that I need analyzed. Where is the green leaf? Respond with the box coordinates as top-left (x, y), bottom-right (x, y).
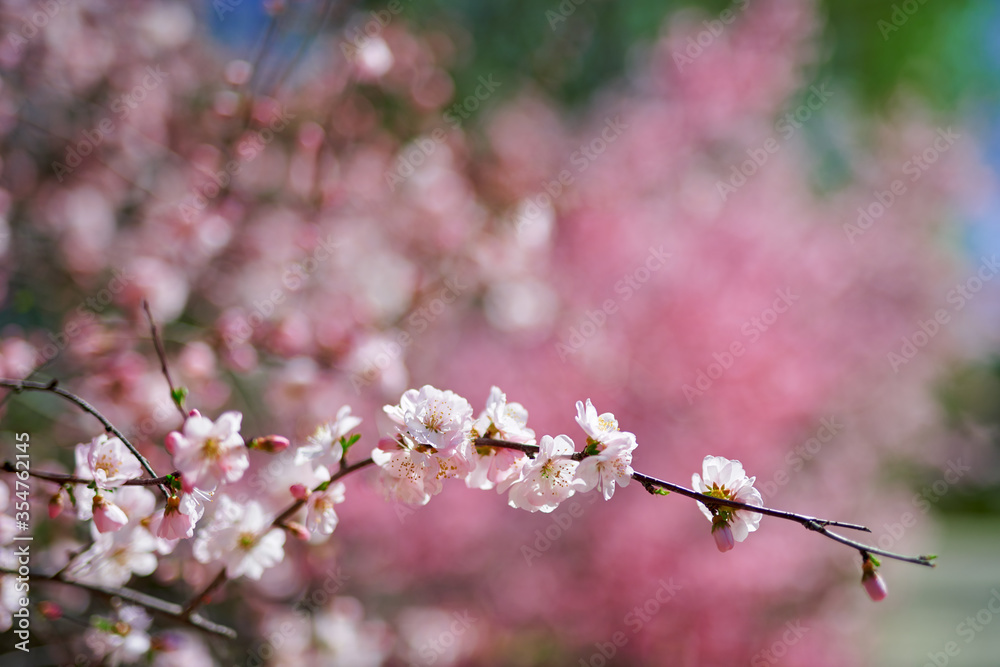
top-left (653, 488), bottom-right (670, 496)
top-left (171, 386), bottom-right (189, 410)
top-left (340, 433), bottom-right (361, 454)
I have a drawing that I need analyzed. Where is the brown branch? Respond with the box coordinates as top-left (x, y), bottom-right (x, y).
top-left (142, 299), bottom-right (187, 422)
top-left (0, 462), bottom-right (177, 487)
top-left (0, 378), bottom-right (169, 500)
top-left (474, 438), bottom-right (936, 568)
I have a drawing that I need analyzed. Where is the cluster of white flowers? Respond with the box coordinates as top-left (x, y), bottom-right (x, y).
top-left (63, 407), bottom-right (363, 587)
top-left (372, 386), bottom-right (640, 515)
top-left (49, 383), bottom-right (767, 603)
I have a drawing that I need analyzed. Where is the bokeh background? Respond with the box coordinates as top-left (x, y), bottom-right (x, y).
top-left (2, 0), bottom-right (1000, 664)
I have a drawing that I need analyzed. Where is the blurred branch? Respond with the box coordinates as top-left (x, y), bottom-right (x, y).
top-left (142, 299), bottom-right (187, 422)
top-left (0, 568), bottom-right (237, 639)
top-left (181, 454), bottom-right (376, 618)
top-left (0, 378), bottom-right (170, 500)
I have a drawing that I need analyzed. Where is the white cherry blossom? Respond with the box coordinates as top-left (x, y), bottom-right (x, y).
top-left (294, 406), bottom-right (363, 472)
top-left (192, 495), bottom-right (285, 580)
top-left (383, 385), bottom-right (473, 451)
top-left (574, 439), bottom-right (635, 501)
top-left (499, 435), bottom-right (585, 513)
top-left (691, 455), bottom-right (763, 551)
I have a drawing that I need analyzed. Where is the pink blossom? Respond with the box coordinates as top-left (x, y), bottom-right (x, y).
top-left (79, 434), bottom-right (143, 489)
top-left (92, 493), bottom-right (129, 533)
top-left (166, 411), bottom-right (248, 492)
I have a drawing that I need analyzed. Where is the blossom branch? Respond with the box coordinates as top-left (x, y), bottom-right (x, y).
top-left (476, 437), bottom-right (936, 568)
top-left (0, 462), bottom-right (177, 487)
top-left (0, 568), bottom-right (237, 639)
top-left (180, 455), bottom-right (376, 618)
top-left (0, 378), bottom-right (169, 499)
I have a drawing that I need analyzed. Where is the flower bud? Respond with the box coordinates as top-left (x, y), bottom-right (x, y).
top-left (92, 494), bottom-right (129, 533)
top-left (38, 601), bottom-right (62, 620)
top-left (285, 521), bottom-right (311, 541)
top-left (862, 560), bottom-right (888, 601)
top-left (164, 431), bottom-right (182, 455)
top-left (712, 523), bottom-right (735, 552)
top-left (290, 484), bottom-right (310, 500)
top-left (48, 490), bottom-right (66, 519)
top-left (248, 435), bottom-right (291, 453)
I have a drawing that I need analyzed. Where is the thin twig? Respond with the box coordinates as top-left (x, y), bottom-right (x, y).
top-left (475, 438), bottom-right (936, 568)
top-left (181, 569), bottom-right (229, 619)
top-left (142, 299), bottom-right (187, 422)
top-left (0, 462), bottom-right (176, 487)
top-left (0, 378), bottom-right (170, 500)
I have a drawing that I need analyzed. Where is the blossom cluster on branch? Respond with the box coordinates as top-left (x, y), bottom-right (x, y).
top-left (1, 372), bottom-right (925, 662)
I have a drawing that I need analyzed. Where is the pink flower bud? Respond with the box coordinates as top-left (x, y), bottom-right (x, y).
top-left (187, 409), bottom-right (201, 419)
top-left (712, 523), bottom-right (735, 552)
top-left (164, 431), bottom-right (182, 455)
top-left (290, 484), bottom-right (310, 500)
top-left (862, 565), bottom-right (888, 601)
top-left (48, 491), bottom-right (66, 519)
top-left (285, 521), bottom-right (310, 541)
top-left (92, 494), bottom-right (129, 533)
top-left (248, 435), bottom-right (291, 453)
top-left (38, 601), bottom-right (62, 620)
